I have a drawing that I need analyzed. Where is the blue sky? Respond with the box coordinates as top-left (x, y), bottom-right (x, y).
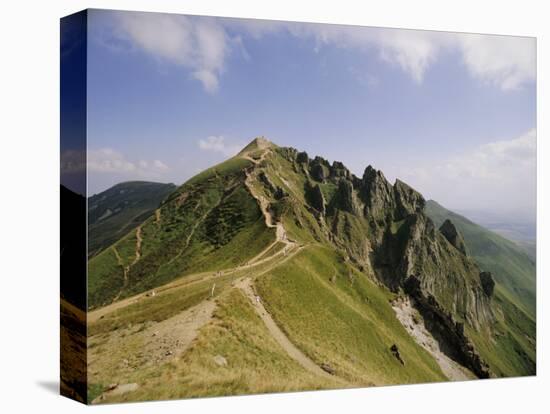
top-left (82, 9), bottom-right (536, 221)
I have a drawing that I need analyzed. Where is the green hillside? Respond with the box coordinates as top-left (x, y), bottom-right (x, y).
top-left (425, 200), bottom-right (536, 318)
top-left (88, 181), bottom-right (176, 257)
top-left (88, 156), bottom-right (275, 309)
top-left (87, 138), bottom-right (536, 403)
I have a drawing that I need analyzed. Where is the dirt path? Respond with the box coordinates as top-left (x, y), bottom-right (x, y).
top-left (131, 226), bottom-right (143, 266)
top-left (90, 147), bottom-right (298, 325)
top-left (235, 278), bottom-right (334, 380)
top-left (90, 299), bottom-right (216, 402)
top-left (112, 247), bottom-right (129, 302)
top-left (141, 299), bottom-right (216, 366)
top-left (391, 297), bottom-right (475, 381)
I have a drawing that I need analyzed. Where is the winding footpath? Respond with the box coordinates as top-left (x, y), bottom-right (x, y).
top-left (90, 147), bottom-right (339, 398)
top-left (235, 277), bottom-right (334, 380)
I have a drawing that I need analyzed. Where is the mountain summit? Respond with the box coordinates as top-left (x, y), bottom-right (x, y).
top-left (87, 137), bottom-right (535, 401)
top-left (238, 136), bottom-right (276, 155)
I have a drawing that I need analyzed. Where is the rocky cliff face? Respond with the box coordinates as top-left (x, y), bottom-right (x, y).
top-left (439, 219), bottom-right (468, 255)
top-left (274, 146), bottom-right (495, 375)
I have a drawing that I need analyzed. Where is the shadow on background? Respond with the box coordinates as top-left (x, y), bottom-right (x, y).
top-left (37, 381), bottom-right (59, 395)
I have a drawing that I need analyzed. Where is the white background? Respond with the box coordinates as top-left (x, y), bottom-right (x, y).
top-left (0, 0), bottom-right (547, 412)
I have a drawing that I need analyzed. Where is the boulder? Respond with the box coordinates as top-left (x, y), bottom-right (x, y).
top-left (320, 363), bottom-right (336, 375)
top-left (390, 344), bottom-right (405, 365)
top-left (213, 355), bottom-right (228, 367)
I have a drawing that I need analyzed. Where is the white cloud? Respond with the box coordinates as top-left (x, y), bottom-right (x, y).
top-left (231, 19), bottom-right (535, 89)
top-left (104, 13), bottom-right (535, 92)
top-left (458, 34), bottom-right (536, 91)
top-left (198, 136), bottom-right (243, 157)
top-left (114, 12), bottom-right (230, 93)
top-left (397, 129), bottom-right (536, 217)
top-left (88, 148), bottom-right (169, 178)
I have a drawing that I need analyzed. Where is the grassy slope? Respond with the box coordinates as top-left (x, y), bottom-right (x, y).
top-left (88, 156), bottom-right (275, 309)
top-left (256, 245), bottom-right (447, 386)
top-left (90, 289), bottom-right (340, 403)
top-left (88, 181), bottom-right (176, 257)
top-left (425, 200), bottom-right (535, 317)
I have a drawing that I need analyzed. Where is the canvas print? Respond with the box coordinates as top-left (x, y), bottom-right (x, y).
top-left (60, 9), bottom-right (536, 405)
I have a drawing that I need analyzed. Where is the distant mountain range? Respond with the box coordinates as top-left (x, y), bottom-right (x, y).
top-left (85, 138), bottom-right (536, 403)
top-left (88, 181), bottom-right (176, 257)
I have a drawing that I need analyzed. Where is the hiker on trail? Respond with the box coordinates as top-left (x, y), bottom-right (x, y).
top-left (211, 283), bottom-right (216, 298)
top-left (255, 295), bottom-right (261, 304)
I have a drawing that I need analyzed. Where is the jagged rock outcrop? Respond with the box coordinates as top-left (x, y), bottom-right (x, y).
top-left (296, 151), bottom-right (309, 164)
top-left (334, 180), bottom-right (357, 214)
top-left (254, 144), bottom-right (496, 378)
top-left (393, 179), bottom-right (426, 220)
top-left (439, 219), bottom-right (468, 255)
top-left (360, 166), bottom-right (395, 222)
top-left (305, 182), bottom-right (326, 214)
top-left (479, 272), bottom-right (495, 297)
top-left (330, 161), bottom-right (351, 179)
top-left (310, 156), bottom-right (331, 182)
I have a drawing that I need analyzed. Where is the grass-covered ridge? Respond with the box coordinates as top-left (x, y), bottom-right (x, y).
top-left (88, 138), bottom-right (535, 403)
top-left (88, 155), bottom-right (275, 309)
top-left (88, 181), bottom-right (176, 257)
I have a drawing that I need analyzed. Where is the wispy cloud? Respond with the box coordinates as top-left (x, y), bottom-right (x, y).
top-left (457, 34), bottom-right (536, 91)
top-left (398, 129), bottom-right (536, 216)
top-left (88, 148), bottom-right (169, 178)
top-left (113, 12), bottom-right (230, 93)
top-left (100, 12), bottom-right (535, 92)
top-left (197, 136), bottom-right (243, 157)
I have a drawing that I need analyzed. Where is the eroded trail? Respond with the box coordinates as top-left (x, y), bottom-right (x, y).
top-left (132, 226), bottom-right (143, 265)
top-left (112, 247), bottom-right (129, 302)
top-left (90, 299), bottom-right (217, 402)
top-left (242, 149), bottom-right (296, 266)
top-left (235, 278), bottom-right (334, 380)
top-left (391, 297), bottom-right (475, 381)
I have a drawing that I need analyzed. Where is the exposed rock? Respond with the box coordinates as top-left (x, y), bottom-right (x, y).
top-left (360, 166), bottom-right (395, 221)
top-left (320, 363), bottom-right (336, 375)
top-left (273, 187), bottom-right (288, 200)
top-left (439, 219), bottom-right (468, 255)
top-left (404, 275), bottom-right (491, 379)
top-left (305, 182), bottom-right (326, 214)
top-left (296, 151), bottom-right (309, 164)
top-left (258, 172), bottom-right (276, 193)
top-left (213, 355), bottom-right (228, 367)
top-left (393, 179), bottom-right (425, 220)
top-left (330, 161), bottom-right (350, 179)
top-left (310, 157), bottom-right (330, 182)
top-left (334, 179), bottom-right (357, 213)
top-left (479, 272), bottom-right (495, 297)
top-left (390, 344), bottom-right (405, 365)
